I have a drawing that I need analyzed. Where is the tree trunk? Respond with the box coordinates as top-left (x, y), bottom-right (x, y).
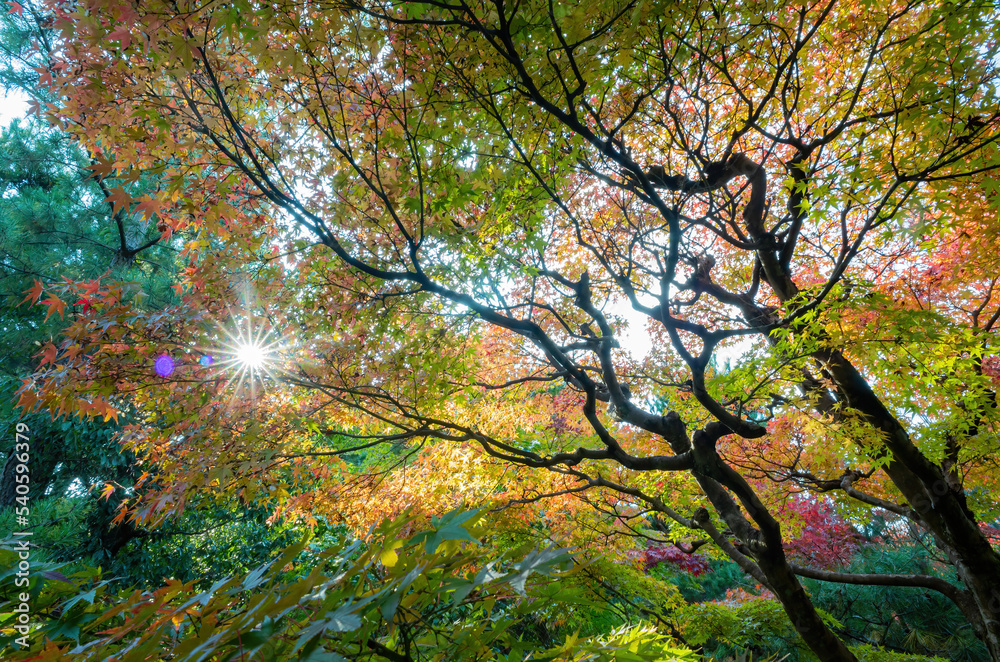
top-left (690, 435), bottom-right (860, 662)
top-left (821, 350), bottom-right (1000, 660)
top-left (757, 556), bottom-right (858, 662)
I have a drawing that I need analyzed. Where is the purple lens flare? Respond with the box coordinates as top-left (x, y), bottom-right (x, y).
top-left (154, 354), bottom-right (175, 377)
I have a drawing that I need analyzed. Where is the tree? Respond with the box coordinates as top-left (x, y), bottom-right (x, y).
top-left (21, 0), bottom-right (1000, 660)
top-left (0, 1), bottom-right (280, 588)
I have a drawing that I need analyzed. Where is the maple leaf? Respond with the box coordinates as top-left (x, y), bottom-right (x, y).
top-left (37, 342), bottom-right (58, 367)
top-left (94, 400), bottom-right (119, 423)
top-left (100, 483), bottom-right (116, 501)
top-left (25, 97), bottom-right (43, 117)
top-left (108, 26), bottom-right (132, 50)
top-left (15, 381), bottom-right (37, 411)
top-left (88, 157), bottom-right (116, 179)
top-left (110, 505), bottom-right (128, 526)
top-left (105, 187), bottom-right (132, 217)
top-left (134, 196), bottom-right (163, 220)
top-left (42, 295), bottom-right (66, 321)
top-left (7, 1), bottom-right (23, 15)
top-left (20, 279), bottom-right (44, 306)
top-left (80, 278), bottom-right (103, 296)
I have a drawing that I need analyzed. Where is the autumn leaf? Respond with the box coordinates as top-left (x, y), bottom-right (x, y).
top-left (80, 278), bottom-right (103, 295)
top-left (15, 381), bottom-right (37, 412)
top-left (88, 157), bottom-right (116, 179)
top-left (21, 279), bottom-right (44, 306)
top-left (105, 187), bottom-right (132, 217)
top-left (42, 295), bottom-right (66, 320)
top-left (94, 400), bottom-right (119, 423)
top-left (37, 342), bottom-right (58, 367)
top-left (134, 196), bottom-right (163, 220)
top-left (107, 26), bottom-right (132, 50)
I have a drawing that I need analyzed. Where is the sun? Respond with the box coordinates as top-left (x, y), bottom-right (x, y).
top-left (199, 310), bottom-right (291, 404)
top-left (236, 341), bottom-right (269, 370)
top-left (219, 323), bottom-right (283, 381)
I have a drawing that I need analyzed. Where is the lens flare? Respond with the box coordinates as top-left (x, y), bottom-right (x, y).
top-left (154, 354), bottom-right (175, 377)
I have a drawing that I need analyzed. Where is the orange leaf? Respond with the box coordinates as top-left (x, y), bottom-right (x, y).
top-left (134, 196), bottom-right (163, 220)
top-left (81, 278), bottom-right (102, 296)
top-left (20, 279), bottom-right (44, 306)
top-left (15, 382), bottom-right (37, 412)
top-left (38, 342), bottom-right (58, 367)
top-left (100, 483), bottom-right (116, 501)
top-left (94, 400), bottom-right (119, 423)
top-left (42, 295), bottom-right (66, 321)
top-left (110, 505), bottom-right (128, 526)
top-left (105, 187), bottom-right (132, 217)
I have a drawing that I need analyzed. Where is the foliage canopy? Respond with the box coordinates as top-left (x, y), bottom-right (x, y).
top-left (4, 0), bottom-right (1000, 659)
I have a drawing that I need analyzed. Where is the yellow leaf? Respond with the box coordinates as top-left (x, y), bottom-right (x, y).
top-left (380, 540), bottom-right (404, 568)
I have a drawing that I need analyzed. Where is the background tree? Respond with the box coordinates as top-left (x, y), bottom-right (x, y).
top-left (0, 0), bottom-right (176, 503)
top-left (0, 1), bottom-right (302, 593)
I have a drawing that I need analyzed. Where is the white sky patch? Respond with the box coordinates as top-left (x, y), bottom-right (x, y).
top-left (0, 89), bottom-right (29, 128)
top-left (606, 297), bottom-right (654, 359)
top-left (715, 334), bottom-right (757, 368)
top-left (607, 297), bottom-right (756, 366)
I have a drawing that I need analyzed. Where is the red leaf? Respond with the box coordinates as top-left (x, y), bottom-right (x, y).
top-left (38, 342), bottom-right (58, 367)
top-left (108, 26), bottom-right (132, 50)
top-left (7, 2), bottom-right (23, 15)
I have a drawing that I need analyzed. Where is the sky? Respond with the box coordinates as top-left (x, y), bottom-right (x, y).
top-left (0, 88), bottom-right (29, 127)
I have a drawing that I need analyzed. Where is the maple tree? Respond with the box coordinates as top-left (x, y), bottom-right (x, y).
top-left (0, 5), bottom-right (312, 621)
top-left (9, 0), bottom-right (1000, 659)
